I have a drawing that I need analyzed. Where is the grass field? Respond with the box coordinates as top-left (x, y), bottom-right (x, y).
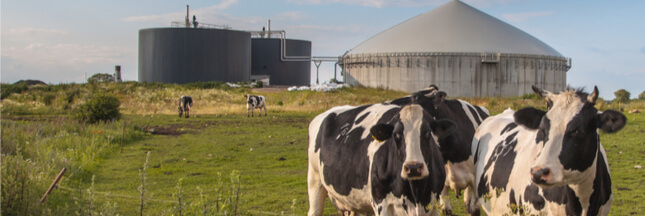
top-left (1, 82), bottom-right (644, 215)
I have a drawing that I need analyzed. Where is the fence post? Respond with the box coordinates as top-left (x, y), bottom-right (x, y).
top-left (40, 168), bottom-right (67, 204)
top-left (121, 121), bottom-right (126, 153)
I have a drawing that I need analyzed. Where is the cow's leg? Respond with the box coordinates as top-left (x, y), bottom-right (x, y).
top-left (186, 109), bottom-right (189, 118)
top-left (440, 185), bottom-right (454, 216)
top-left (465, 183), bottom-right (480, 216)
top-left (264, 106), bottom-right (267, 116)
top-left (307, 166), bottom-right (327, 216)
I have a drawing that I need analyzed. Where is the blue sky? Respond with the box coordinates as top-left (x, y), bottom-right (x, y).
top-left (2, 0), bottom-right (644, 99)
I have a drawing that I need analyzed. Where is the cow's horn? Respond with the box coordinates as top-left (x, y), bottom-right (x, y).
top-left (588, 86), bottom-right (599, 103)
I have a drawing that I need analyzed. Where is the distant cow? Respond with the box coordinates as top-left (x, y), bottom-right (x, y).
top-left (178, 96), bottom-right (193, 118)
top-left (390, 85), bottom-right (489, 216)
top-left (245, 94), bottom-right (267, 117)
top-left (307, 103), bottom-right (457, 216)
top-left (471, 86), bottom-right (626, 215)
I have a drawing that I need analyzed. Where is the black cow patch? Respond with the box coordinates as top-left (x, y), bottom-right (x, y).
top-left (477, 174), bottom-right (490, 198)
top-left (500, 123), bottom-right (518, 135)
top-left (315, 105), bottom-right (374, 195)
top-left (559, 104), bottom-right (599, 172)
top-left (355, 112), bottom-right (370, 125)
top-left (542, 185), bottom-right (582, 215)
top-left (482, 131), bottom-right (519, 191)
top-left (588, 150), bottom-right (612, 216)
top-left (535, 117), bottom-right (550, 144)
top-left (523, 184), bottom-right (545, 210)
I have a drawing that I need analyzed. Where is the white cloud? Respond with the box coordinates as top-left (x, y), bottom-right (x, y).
top-left (122, 0), bottom-right (239, 23)
top-left (275, 11), bottom-right (308, 21)
top-left (287, 0), bottom-right (526, 8)
top-left (502, 11), bottom-right (553, 22)
top-left (286, 0), bottom-right (444, 8)
top-left (4, 28), bottom-right (68, 36)
top-left (208, 0), bottom-right (238, 9)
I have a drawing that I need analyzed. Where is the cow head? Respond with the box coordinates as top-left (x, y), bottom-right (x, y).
top-left (514, 86), bottom-right (626, 187)
top-left (245, 94), bottom-right (254, 105)
top-left (370, 105), bottom-right (456, 180)
top-left (178, 106), bottom-right (183, 117)
top-left (413, 89), bottom-right (446, 114)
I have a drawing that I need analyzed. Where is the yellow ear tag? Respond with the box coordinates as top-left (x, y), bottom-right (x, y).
top-left (372, 135), bottom-right (384, 143)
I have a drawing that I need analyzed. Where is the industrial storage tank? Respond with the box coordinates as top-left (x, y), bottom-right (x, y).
top-left (138, 28), bottom-right (251, 84)
top-left (341, 0), bottom-right (570, 97)
top-left (251, 38), bottom-right (311, 86)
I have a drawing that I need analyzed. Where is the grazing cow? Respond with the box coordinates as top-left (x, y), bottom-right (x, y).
top-left (245, 94), bottom-right (267, 117)
top-left (308, 103), bottom-right (457, 216)
top-left (390, 85), bottom-right (489, 216)
top-left (471, 86), bottom-right (626, 215)
top-left (178, 96), bottom-right (193, 118)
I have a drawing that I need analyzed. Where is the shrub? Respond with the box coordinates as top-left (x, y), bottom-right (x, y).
top-left (87, 73), bottom-right (115, 83)
top-left (1, 83), bottom-right (28, 99)
top-left (614, 89), bottom-right (631, 103)
top-left (74, 93), bottom-right (121, 124)
top-left (255, 80), bottom-right (264, 88)
top-left (639, 91), bottom-right (645, 100)
top-left (42, 93), bottom-right (56, 106)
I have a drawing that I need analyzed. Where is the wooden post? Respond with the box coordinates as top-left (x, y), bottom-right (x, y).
top-left (39, 168), bottom-right (67, 204)
top-left (121, 121), bottom-right (126, 153)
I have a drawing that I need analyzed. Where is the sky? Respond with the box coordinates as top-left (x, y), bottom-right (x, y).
top-left (2, 0), bottom-right (644, 99)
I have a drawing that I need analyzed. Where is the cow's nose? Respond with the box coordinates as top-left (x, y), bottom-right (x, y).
top-left (530, 167), bottom-right (551, 184)
top-left (404, 162), bottom-right (424, 178)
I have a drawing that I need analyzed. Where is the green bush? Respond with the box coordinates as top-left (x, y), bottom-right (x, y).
top-left (185, 81), bottom-right (227, 90)
top-left (639, 91), bottom-right (645, 100)
top-left (255, 80), bottom-right (264, 88)
top-left (614, 89), bottom-right (631, 103)
top-left (1, 83), bottom-right (29, 99)
top-left (74, 93), bottom-right (121, 124)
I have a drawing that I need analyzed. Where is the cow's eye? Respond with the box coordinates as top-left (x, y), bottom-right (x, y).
top-left (424, 131), bottom-right (432, 140)
top-left (394, 133), bottom-right (402, 141)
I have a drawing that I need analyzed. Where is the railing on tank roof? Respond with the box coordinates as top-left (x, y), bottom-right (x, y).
top-left (170, 21), bottom-right (232, 30)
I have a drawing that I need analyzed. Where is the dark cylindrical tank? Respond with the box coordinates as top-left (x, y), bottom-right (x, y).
top-left (138, 28), bottom-right (251, 84)
top-left (251, 38), bottom-right (311, 86)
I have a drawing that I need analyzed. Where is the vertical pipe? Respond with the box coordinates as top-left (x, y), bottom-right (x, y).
top-left (185, 5), bottom-right (190, 28)
top-left (267, 19), bottom-right (271, 38)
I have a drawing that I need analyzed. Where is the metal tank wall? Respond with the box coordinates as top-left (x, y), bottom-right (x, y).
top-left (342, 53), bottom-right (568, 97)
top-left (138, 28), bottom-right (251, 84)
top-left (251, 38), bottom-right (311, 86)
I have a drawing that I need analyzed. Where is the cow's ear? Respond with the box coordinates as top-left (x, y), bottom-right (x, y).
top-left (431, 119), bottom-right (456, 139)
top-left (432, 91), bottom-right (447, 107)
top-left (597, 110), bottom-right (627, 133)
top-left (514, 107), bottom-right (546, 129)
top-left (370, 124), bottom-right (394, 142)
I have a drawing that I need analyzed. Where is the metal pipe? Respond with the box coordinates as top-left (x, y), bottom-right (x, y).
top-left (185, 5), bottom-right (190, 28)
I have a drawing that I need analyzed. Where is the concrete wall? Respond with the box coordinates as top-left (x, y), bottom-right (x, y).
top-left (342, 53), bottom-right (568, 97)
top-left (138, 28), bottom-right (251, 84)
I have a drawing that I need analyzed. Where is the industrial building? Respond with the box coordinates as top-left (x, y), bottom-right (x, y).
top-left (138, 8), bottom-right (311, 86)
top-left (341, 0), bottom-right (570, 97)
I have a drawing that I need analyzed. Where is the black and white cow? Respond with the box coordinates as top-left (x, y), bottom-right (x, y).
top-left (245, 94), bottom-right (267, 117)
top-left (178, 95), bottom-right (193, 118)
top-left (471, 86), bottom-right (626, 215)
top-left (307, 103), bottom-right (457, 216)
top-left (390, 85), bottom-right (489, 215)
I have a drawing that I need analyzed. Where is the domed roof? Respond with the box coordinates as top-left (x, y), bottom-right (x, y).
top-left (347, 0), bottom-right (563, 57)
